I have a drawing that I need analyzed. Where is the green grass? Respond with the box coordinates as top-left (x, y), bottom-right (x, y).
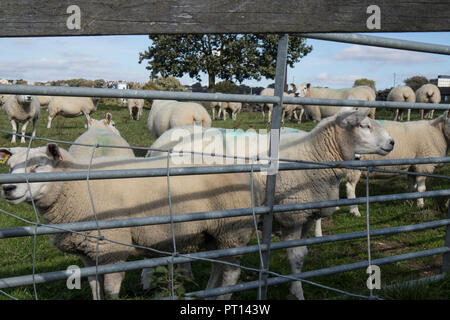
top-left (0, 104), bottom-right (449, 300)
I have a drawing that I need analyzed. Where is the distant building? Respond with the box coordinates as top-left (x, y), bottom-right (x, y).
top-left (430, 75), bottom-right (450, 103)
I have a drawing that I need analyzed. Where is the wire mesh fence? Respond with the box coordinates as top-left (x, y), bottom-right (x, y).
top-left (0, 32), bottom-right (449, 300)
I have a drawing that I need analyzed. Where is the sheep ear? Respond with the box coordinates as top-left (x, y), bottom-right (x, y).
top-left (290, 83), bottom-right (296, 90)
top-left (337, 109), bottom-right (370, 127)
top-left (46, 144), bottom-right (63, 162)
top-left (0, 148), bottom-right (13, 164)
top-left (106, 112), bottom-right (112, 124)
top-left (306, 83), bottom-right (311, 89)
top-left (431, 112), bottom-right (448, 127)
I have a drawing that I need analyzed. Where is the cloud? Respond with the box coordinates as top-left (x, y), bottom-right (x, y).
top-left (311, 72), bottom-right (365, 87)
top-left (334, 45), bottom-right (444, 64)
top-left (0, 56), bottom-right (147, 82)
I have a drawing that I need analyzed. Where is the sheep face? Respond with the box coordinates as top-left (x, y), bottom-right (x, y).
top-left (16, 95), bottom-right (33, 104)
top-left (336, 109), bottom-right (394, 157)
top-left (290, 83), bottom-right (311, 97)
top-left (0, 145), bottom-right (61, 205)
top-left (86, 113), bottom-right (121, 136)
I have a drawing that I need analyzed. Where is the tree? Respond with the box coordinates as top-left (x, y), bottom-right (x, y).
top-left (404, 76), bottom-right (429, 92)
top-left (353, 78), bottom-right (376, 91)
top-left (154, 76), bottom-right (185, 91)
top-left (213, 80), bottom-right (239, 94)
top-left (139, 34), bottom-right (312, 90)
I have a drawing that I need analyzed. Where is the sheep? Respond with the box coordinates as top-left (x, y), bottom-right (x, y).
top-left (3, 95), bottom-right (40, 144)
top-left (47, 96), bottom-right (98, 128)
top-left (259, 84), bottom-right (307, 124)
top-left (416, 84), bottom-right (441, 120)
top-left (218, 102), bottom-right (242, 121)
top-left (37, 96), bottom-right (53, 108)
top-left (0, 144), bottom-right (262, 300)
top-left (147, 100), bottom-right (212, 138)
top-left (146, 109), bottom-right (394, 299)
top-left (127, 98), bottom-right (145, 120)
top-left (301, 85), bottom-right (377, 121)
top-left (345, 113), bottom-right (450, 218)
top-left (387, 86), bottom-right (416, 121)
top-left (0, 94), bottom-right (10, 109)
top-left (68, 113), bottom-right (135, 159)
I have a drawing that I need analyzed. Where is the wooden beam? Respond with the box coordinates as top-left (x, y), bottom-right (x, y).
top-left (0, 0), bottom-right (449, 37)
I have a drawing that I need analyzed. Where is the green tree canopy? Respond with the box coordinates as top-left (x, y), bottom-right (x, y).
top-left (139, 34), bottom-right (312, 89)
top-left (404, 76), bottom-right (429, 92)
top-left (353, 78), bottom-right (376, 91)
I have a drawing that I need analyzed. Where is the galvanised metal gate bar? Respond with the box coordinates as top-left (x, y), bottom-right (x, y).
top-left (0, 31), bottom-right (450, 299)
top-left (2, 190), bottom-right (450, 240)
top-left (1, 154), bottom-right (450, 184)
top-left (0, 84), bottom-right (448, 111)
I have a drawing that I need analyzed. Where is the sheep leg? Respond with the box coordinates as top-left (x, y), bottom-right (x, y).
top-left (211, 107), bottom-right (216, 120)
top-left (297, 108), bottom-right (304, 124)
top-left (31, 117), bottom-right (38, 139)
top-left (416, 175), bottom-right (427, 209)
top-left (47, 115), bottom-right (54, 129)
top-left (407, 109), bottom-right (411, 121)
top-left (10, 120), bottom-right (17, 144)
top-left (393, 109), bottom-right (399, 121)
top-left (267, 106), bottom-right (272, 124)
top-left (282, 219), bottom-right (314, 300)
top-left (79, 255), bottom-right (104, 300)
top-left (346, 172), bottom-right (362, 217)
top-left (420, 109), bottom-right (425, 120)
top-left (20, 120), bottom-right (30, 144)
top-left (103, 271), bottom-right (125, 299)
top-left (206, 258), bottom-right (241, 300)
top-left (281, 109), bottom-right (286, 124)
top-left (314, 219), bottom-right (323, 237)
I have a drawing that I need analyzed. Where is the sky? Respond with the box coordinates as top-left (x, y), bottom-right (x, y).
top-left (0, 32), bottom-right (448, 91)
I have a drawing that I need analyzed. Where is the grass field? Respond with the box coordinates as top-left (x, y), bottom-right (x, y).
top-left (0, 101), bottom-right (449, 300)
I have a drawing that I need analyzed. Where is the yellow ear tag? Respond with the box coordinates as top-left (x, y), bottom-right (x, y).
top-left (104, 119), bottom-right (109, 125)
top-left (0, 154), bottom-right (10, 165)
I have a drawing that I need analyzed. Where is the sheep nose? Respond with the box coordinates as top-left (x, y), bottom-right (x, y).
top-left (389, 139), bottom-right (395, 146)
top-left (2, 185), bottom-right (16, 195)
top-left (294, 93), bottom-right (299, 97)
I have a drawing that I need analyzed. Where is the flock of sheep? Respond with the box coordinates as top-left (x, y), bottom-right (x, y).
top-left (0, 81), bottom-right (446, 300)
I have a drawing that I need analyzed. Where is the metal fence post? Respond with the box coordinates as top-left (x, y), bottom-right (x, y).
top-left (443, 203), bottom-right (450, 273)
top-left (260, 33), bottom-right (289, 299)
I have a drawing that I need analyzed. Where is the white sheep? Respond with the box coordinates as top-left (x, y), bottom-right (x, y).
top-left (127, 98), bottom-right (145, 120)
top-left (147, 100), bottom-right (212, 138)
top-left (259, 84), bottom-right (307, 124)
top-left (387, 86), bottom-right (416, 121)
top-left (37, 96), bottom-right (53, 108)
top-left (147, 109), bottom-right (394, 299)
top-left (301, 85), bottom-right (377, 121)
top-left (0, 144), bottom-right (262, 300)
top-left (218, 102), bottom-right (242, 121)
top-left (68, 113), bottom-right (135, 159)
top-left (345, 114), bottom-right (450, 218)
top-left (3, 95), bottom-right (40, 144)
top-left (47, 96), bottom-right (98, 128)
top-left (416, 83), bottom-right (442, 120)
top-left (0, 94), bottom-right (10, 109)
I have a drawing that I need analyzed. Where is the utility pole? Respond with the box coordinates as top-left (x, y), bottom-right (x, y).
top-left (393, 73), bottom-right (396, 87)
